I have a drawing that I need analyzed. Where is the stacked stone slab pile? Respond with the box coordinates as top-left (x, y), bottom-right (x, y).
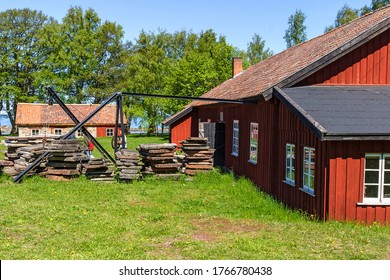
top-left (13, 144), bottom-right (47, 176)
top-left (115, 149), bottom-right (142, 181)
top-left (0, 160), bottom-right (13, 176)
top-left (180, 137), bottom-right (215, 175)
top-left (82, 158), bottom-right (115, 181)
top-left (138, 143), bottom-right (180, 178)
top-left (1, 136), bottom-right (59, 177)
top-left (44, 139), bottom-right (89, 180)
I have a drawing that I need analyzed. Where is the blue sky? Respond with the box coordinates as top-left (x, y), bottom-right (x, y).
top-left (0, 0), bottom-right (371, 53)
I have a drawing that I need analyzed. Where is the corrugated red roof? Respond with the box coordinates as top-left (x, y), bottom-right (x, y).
top-left (16, 103), bottom-right (126, 126)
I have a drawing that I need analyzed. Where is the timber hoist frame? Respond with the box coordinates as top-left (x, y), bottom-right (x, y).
top-left (14, 87), bottom-right (254, 183)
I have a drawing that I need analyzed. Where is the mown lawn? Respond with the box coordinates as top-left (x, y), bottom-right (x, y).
top-left (0, 171), bottom-right (389, 260)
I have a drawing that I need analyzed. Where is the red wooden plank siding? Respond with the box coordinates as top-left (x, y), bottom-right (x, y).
top-left (170, 114), bottom-right (193, 146)
top-left (167, 28), bottom-right (390, 224)
top-left (326, 141), bottom-right (390, 224)
top-left (96, 126), bottom-right (119, 137)
top-left (298, 30), bottom-right (390, 86)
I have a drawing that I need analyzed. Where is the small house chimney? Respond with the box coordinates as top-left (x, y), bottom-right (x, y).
top-left (232, 57), bottom-right (243, 78)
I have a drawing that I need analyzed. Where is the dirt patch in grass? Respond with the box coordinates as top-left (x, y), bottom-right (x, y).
top-left (191, 216), bottom-right (269, 242)
top-left (127, 200), bottom-right (155, 207)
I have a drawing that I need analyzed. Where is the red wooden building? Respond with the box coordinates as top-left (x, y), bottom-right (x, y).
top-left (164, 6), bottom-right (390, 224)
top-left (16, 103), bottom-right (126, 138)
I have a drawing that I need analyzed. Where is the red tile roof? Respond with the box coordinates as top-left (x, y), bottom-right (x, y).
top-left (16, 103), bottom-right (126, 126)
top-left (165, 5), bottom-right (390, 122)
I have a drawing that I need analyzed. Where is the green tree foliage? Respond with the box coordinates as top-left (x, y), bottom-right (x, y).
top-left (0, 9), bottom-right (50, 132)
top-left (325, 5), bottom-right (359, 32)
top-left (361, 0), bottom-right (390, 14)
top-left (246, 34), bottom-right (273, 65)
top-left (284, 10), bottom-right (307, 48)
top-left (121, 30), bottom-right (172, 135)
top-left (371, 0), bottom-right (390, 10)
top-left (122, 29), bottom-right (236, 134)
top-left (43, 6), bottom-right (125, 103)
top-left (0, 7), bottom-right (274, 135)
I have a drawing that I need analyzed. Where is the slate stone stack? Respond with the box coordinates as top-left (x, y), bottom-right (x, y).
top-left (138, 143), bottom-right (180, 178)
top-left (0, 160), bottom-right (13, 176)
top-left (12, 144), bottom-right (47, 176)
top-left (82, 158), bottom-right (115, 182)
top-left (115, 149), bottom-right (142, 181)
top-left (1, 136), bottom-right (59, 177)
top-left (180, 137), bottom-right (215, 176)
top-left (44, 139), bottom-right (89, 181)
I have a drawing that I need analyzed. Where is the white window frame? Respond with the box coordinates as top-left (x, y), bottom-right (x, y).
top-left (302, 147), bottom-right (315, 195)
top-left (232, 120), bottom-right (239, 157)
top-left (54, 129), bottom-right (62, 136)
top-left (31, 129), bottom-right (40, 136)
top-left (363, 153), bottom-right (390, 204)
top-left (248, 122), bottom-right (258, 164)
top-left (285, 143), bottom-right (295, 185)
top-left (106, 128), bottom-right (114, 137)
top-left (77, 129), bottom-right (83, 137)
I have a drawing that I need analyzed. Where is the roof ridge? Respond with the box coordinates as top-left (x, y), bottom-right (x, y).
top-left (262, 4), bottom-right (390, 64)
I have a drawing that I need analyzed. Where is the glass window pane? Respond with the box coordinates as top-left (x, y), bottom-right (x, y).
top-left (364, 184), bottom-right (379, 198)
top-left (310, 176), bottom-right (315, 190)
top-left (365, 171), bottom-right (379, 184)
top-left (292, 169), bottom-right (295, 181)
top-left (384, 185), bottom-right (390, 198)
top-left (304, 148), bottom-right (310, 161)
top-left (385, 157), bottom-right (390, 169)
top-left (365, 156), bottom-right (380, 169)
top-left (384, 172), bottom-right (390, 184)
top-left (287, 169), bottom-right (291, 179)
top-left (287, 158), bottom-right (291, 167)
top-left (303, 175), bottom-right (308, 187)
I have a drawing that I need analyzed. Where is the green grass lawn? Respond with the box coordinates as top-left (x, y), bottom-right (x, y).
top-left (0, 170), bottom-right (389, 260)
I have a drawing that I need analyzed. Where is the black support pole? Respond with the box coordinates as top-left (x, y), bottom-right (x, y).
top-left (46, 87), bottom-right (115, 163)
top-left (114, 95), bottom-right (120, 155)
top-left (121, 92), bottom-right (255, 104)
top-left (14, 89), bottom-right (119, 183)
top-left (118, 93), bottom-right (126, 149)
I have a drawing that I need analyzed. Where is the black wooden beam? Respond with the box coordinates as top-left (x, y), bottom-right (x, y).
top-left (121, 92), bottom-right (256, 104)
top-left (14, 89), bottom-right (119, 183)
top-left (46, 87), bottom-right (115, 163)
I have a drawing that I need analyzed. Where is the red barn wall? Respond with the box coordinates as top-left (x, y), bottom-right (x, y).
top-left (325, 141), bottom-right (390, 224)
top-left (170, 110), bottom-right (198, 146)
top-left (298, 29), bottom-right (390, 85)
top-left (197, 100), bottom-right (326, 218)
top-left (96, 126), bottom-right (122, 138)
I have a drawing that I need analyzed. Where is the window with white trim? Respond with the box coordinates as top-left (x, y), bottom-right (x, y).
top-left (249, 122), bottom-right (258, 164)
top-left (77, 129), bottom-right (83, 137)
top-left (303, 147), bottom-right (315, 195)
top-left (54, 129), bottom-right (62, 136)
top-left (364, 154), bottom-right (390, 203)
top-left (31, 129), bottom-right (40, 136)
top-left (285, 144), bottom-right (295, 185)
top-left (106, 128), bottom-right (114, 137)
top-left (232, 120), bottom-right (239, 156)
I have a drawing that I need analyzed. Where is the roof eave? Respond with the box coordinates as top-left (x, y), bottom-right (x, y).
top-left (323, 134), bottom-right (390, 141)
top-left (163, 106), bottom-right (193, 126)
top-left (273, 87), bottom-right (327, 140)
